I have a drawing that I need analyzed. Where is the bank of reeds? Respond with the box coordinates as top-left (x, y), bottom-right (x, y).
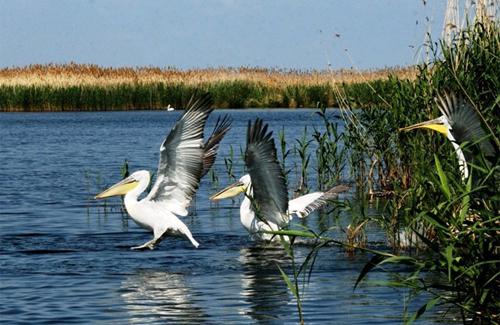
top-left (0, 64), bottom-right (416, 111)
top-left (273, 19), bottom-right (499, 323)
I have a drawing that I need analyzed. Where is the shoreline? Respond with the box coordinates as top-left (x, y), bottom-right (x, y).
top-left (0, 64), bottom-right (415, 112)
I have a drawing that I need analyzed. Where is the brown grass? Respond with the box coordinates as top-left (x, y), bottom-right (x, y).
top-left (0, 63), bottom-right (417, 88)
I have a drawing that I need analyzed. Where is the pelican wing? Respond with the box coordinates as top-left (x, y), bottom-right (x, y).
top-left (146, 94), bottom-right (214, 216)
top-left (288, 185), bottom-right (349, 218)
top-left (201, 115), bottom-right (232, 177)
top-left (245, 118), bottom-right (289, 227)
top-left (436, 92), bottom-right (495, 157)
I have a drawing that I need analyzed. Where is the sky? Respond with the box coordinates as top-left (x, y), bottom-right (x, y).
top-left (0, 0), bottom-right (448, 70)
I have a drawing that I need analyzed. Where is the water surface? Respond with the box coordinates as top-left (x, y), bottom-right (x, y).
top-left (0, 109), bottom-right (456, 324)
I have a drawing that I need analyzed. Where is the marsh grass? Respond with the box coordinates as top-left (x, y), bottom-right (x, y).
top-left (273, 19), bottom-right (499, 323)
top-left (0, 65), bottom-right (415, 111)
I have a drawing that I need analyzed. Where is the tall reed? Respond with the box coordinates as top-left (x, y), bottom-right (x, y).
top-left (0, 65), bottom-right (416, 111)
top-left (273, 19), bottom-right (499, 323)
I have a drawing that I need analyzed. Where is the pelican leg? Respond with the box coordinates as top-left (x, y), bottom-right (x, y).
top-left (131, 228), bottom-right (170, 250)
top-left (131, 233), bottom-right (165, 250)
top-left (176, 224), bottom-right (200, 248)
top-left (131, 238), bottom-right (158, 250)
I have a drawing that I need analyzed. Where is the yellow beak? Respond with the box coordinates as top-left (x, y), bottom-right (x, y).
top-left (210, 181), bottom-right (246, 201)
top-left (399, 118), bottom-right (448, 136)
top-left (95, 178), bottom-right (139, 199)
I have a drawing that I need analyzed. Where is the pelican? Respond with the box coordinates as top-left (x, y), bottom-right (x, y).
top-left (399, 92), bottom-right (496, 180)
top-left (210, 118), bottom-right (348, 241)
top-left (95, 94), bottom-right (231, 250)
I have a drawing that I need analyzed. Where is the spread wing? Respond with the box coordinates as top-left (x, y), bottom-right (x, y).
top-left (201, 115), bottom-right (232, 178)
top-left (436, 92), bottom-right (495, 158)
top-left (245, 118), bottom-right (289, 227)
top-left (288, 185), bottom-right (349, 218)
top-left (146, 93), bottom-right (214, 216)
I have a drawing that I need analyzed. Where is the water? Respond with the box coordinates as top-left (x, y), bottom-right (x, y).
top-left (0, 109), bottom-right (455, 324)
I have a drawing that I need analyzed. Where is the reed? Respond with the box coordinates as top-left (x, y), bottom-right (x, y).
top-left (273, 19), bottom-right (499, 323)
top-left (0, 65), bottom-right (416, 111)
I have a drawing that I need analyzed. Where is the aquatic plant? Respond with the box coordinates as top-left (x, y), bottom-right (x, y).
top-left (355, 155), bottom-right (499, 323)
top-left (313, 106), bottom-right (347, 191)
top-left (0, 64), bottom-right (416, 111)
top-left (294, 127), bottom-right (312, 195)
top-left (272, 18), bottom-right (499, 324)
top-left (277, 127), bottom-right (292, 182)
top-left (223, 144), bottom-right (236, 182)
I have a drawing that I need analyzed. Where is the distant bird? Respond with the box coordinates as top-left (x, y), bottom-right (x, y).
top-left (210, 118), bottom-right (348, 241)
top-left (399, 92), bottom-right (497, 180)
top-left (166, 104), bottom-right (175, 112)
top-left (95, 94), bottom-right (230, 250)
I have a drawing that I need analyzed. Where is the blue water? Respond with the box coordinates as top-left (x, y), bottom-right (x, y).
top-left (0, 109), bottom-right (457, 324)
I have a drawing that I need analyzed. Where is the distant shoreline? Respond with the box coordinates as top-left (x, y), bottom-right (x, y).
top-left (0, 64), bottom-right (416, 112)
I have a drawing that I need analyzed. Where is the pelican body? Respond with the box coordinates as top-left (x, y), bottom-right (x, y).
top-left (95, 94), bottom-right (231, 250)
top-left (210, 118), bottom-right (348, 241)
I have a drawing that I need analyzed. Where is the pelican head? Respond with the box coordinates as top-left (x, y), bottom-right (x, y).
top-left (95, 170), bottom-right (150, 199)
top-left (399, 115), bottom-right (451, 139)
top-left (210, 174), bottom-right (251, 201)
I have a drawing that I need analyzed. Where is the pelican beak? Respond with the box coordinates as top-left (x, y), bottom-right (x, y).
top-left (95, 177), bottom-right (139, 199)
top-left (210, 181), bottom-right (246, 201)
top-left (399, 118), bottom-right (448, 136)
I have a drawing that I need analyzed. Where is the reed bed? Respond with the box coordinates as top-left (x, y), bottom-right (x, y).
top-left (0, 64), bottom-right (416, 111)
top-left (271, 19), bottom-right (499, 324)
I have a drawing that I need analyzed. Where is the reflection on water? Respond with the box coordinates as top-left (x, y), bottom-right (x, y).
top-left (238, 245), bottom-right (292, 322)
top-left (0, 110), bottom-right (458, 323)
top-left (121, 270), bottom-right (207, 324)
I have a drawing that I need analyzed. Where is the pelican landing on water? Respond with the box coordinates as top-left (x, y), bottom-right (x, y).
top-left (210, 118), bottom-right (348, 241)
top-left (95, 94), bottom-right (231, 250)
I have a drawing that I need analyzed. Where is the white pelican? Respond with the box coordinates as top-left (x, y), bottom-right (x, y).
top-left (210, 118), bottom-right (348, 241)
top-left (399, 92), bottom-right (496, 180)
top-left (95, 94), bottom-right (230, 250)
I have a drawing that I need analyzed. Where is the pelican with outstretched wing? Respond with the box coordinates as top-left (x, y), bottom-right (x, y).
top-left (95, 94), bottom-right (230, 250)
top-left (399, 92), bottom-right (497, 180)
top-left (210, 118), bottom-right (348, 240)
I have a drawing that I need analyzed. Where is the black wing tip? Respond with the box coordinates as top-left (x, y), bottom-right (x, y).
top-left (247, 118), bottom-right (273, 146)
top-left (213, 114), bottom-right (232, 135)
top-left (205, 114), bottom-right (232, 149)
top-left (435, 90), bottom-right (476, 119)
top-left (185, 91), bottom-right (214, 113)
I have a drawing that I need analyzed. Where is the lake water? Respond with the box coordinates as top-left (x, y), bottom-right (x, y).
top-left (0, 109), bottom-right (456, 324)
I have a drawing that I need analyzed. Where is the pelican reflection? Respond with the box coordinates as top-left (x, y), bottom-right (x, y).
top-left (121, 270), bottom-right (207, 323)
top-left (238, 244), bottom-right (292, 322)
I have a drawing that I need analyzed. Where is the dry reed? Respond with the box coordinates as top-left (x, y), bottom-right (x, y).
top-left (0, 63), bottom-right (416, 88)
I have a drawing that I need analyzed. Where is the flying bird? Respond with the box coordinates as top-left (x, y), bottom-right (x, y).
top-left (95, 94), bottom-right (230, 250)
top-left (399, 92), bottom-right (497, 180)
top-left (210, 118), bottom-right (348, 241)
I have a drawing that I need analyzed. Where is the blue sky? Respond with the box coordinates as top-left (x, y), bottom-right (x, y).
top-left (0, 0), bottom-right (447, 70)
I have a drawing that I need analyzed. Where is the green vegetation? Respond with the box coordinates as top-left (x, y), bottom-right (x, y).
top-left (0, 80), bottom-right (408, 111)
top-left (0, 65), bottom-right (414, 111)
top-left (272, 20), bottom-right (499, 324)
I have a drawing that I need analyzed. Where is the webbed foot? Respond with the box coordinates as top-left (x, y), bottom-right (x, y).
top-left (131, 239), bottom-right (157, 250)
